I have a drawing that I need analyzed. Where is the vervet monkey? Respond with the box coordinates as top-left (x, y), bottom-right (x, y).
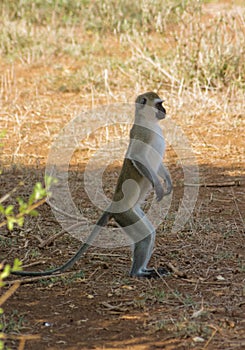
top-left (12, 92), bottom-right (172, 279)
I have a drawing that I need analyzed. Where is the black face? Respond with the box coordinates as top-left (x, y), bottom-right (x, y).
top-left (155, 101), bottom-right (166, 120)
top-left (135, 92), bottom-right (166, 119)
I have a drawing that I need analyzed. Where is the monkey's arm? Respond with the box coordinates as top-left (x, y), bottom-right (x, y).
top-left (158, 163), bottom-right (172, 195)
top-left (131, 159), bottom-right (164, 202)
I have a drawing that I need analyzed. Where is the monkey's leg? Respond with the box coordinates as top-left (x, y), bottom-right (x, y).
top-left (132, 207), bottom-right (169, 278)
top-left (131, 237), bottom-right (154, 277)
top-left (133, 232), bottom-right (169, 278)
top-left (133, 206), bottom-right (156, 274)
top-left (114, 207), bottom-right (159, 278)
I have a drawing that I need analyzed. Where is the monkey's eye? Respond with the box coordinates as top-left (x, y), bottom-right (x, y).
top-left (141, 97), bottom-right (147, 105)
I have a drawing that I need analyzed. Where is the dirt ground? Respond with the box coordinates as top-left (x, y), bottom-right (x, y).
top-left (1, 1), bottom-right (245, 350)
top-left (1, 84), bottom-right (244, 350)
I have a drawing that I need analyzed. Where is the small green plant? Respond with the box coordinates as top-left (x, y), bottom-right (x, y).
top-left (0, 134), bottom-right (54, 349)
top-left (0, 175), bottom-right (56, 347)
top-left (1, 310), bottom-right (25, 335)
top-left (0, 237), bottom-right (15, 249)
top-left (0, 260), bottom-right (22, 350)
top-left (37, 271), bottom-right (84, 287)
top-left (0, 176), bottom-right (55, 231)
top-left (153, 289), bottom-right (167, 303)
top-left (173, 318), bottom-right (211, 338)
top-left (0, 260), bottom-right (22, 287)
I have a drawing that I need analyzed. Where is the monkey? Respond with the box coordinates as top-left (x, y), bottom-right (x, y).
top-left (11, 92), bottom-right (172, 279)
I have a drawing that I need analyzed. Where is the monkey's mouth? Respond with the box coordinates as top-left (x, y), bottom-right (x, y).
top-left (155, 104), bottom-right (166, 119)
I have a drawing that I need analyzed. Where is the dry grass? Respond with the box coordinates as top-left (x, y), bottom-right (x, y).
top-left (0, 1), bottom-right (244, 168)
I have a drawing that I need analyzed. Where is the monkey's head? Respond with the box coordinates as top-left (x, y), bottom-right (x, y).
top-left (135, 92), bottom-right (166, 121)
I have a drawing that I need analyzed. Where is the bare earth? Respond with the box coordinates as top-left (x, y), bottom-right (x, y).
top-left (0, 2), bottom-right (245, 350)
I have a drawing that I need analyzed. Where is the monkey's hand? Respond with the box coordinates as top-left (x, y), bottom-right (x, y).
top-left (131, 159), bottom-right (164, 202)
top-left (163, 177), bottom-right (172, 196)
top-left (154, 179), bottom-right (165, 202)
top-left (158, 163), bottom-right (172, 196)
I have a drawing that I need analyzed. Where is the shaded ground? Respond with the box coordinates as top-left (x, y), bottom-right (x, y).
top-left (1, 159), bottom-right (245, 349)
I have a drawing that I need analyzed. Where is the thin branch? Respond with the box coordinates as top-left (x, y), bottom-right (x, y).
top-left (185, 180), bottom-right (242, 187)
top-left (0, 197), bottom-right (47, 229)
top-left (0, 281), bottom-right (20, 306)
top-left (38, 229), bottom-right (66, 248)
top-left (0, 181), bottom-right (24, 204)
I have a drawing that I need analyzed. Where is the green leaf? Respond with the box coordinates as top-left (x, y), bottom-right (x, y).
top-left (7, 218), bottom-right (14, 231)
top-left (13, 258), bottom-right (22, 272)
top-left (18, 198), bottom-right (28, 213)
top-left (28, 182), bottom-right (47, 205)
top-left (5, 205), bottom-right (14, 215)
top-left (16, 217), bottom-right (24, 227)
top-left (17, 197), bottom-right (24, 205)
top-left (29, 209), bottom-right (38, 217)
top-left (0, 265), bottom-right (11, 279)
top-left (27, 192), bottom-right (35, 205)
top-left (0, 205), bottom-right (4, 214)
top-left (45, 175), bottom-right (58, 192)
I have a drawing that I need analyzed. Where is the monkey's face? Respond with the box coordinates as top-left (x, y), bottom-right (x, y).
top-left (135, 92), bottom-right (166, 121)
top-left (154, 99), bottom-right (166, 120)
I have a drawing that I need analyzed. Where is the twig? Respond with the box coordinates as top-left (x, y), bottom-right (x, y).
top-left (0, 281), bottom-right (20, 305)
top-left (204, 328), bottom-right (218, 349)
top-left (159, 275), bottom-right (187, 305)
top-left (166, 262), bottom-right (188, 278)
top-left (20, 261), bottom-right (47, 268)
top-left (0, 181), bottom-right (24, 204)
top-left (204, 325), bottom-right (221, 349)
top-left (90, 252), bottom-right (122, 257)
top-left (181, 279), bottom-right (233, 286)
top-left (185, 180), bottom-right (242, 187)
top-left (5, 270), bottom-right (85, 285)
top-left (1, 333), bottom-right (40, 342)
top-left (38, 220), bottom-right (87, 248)
top-left (38, 230), bottom-right (66, 248)
top-left (88, 266), bottom-right (104, 281)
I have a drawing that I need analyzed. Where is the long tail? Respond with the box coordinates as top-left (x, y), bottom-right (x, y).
top-left (12, 211), bottom-right (110, 277)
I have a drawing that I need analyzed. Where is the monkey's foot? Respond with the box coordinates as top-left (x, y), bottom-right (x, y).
top-left (131, 267), bottom-right (170, 279)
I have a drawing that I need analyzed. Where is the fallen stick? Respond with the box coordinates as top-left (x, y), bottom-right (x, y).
top-left (165, 262), bottom-right (188, 278)
top-left (185, 180), bottom-right (242, 187)
top-left (38, 229), bottom-right (66, 248)
top-left (38, 220), bottom-right (86, 248)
